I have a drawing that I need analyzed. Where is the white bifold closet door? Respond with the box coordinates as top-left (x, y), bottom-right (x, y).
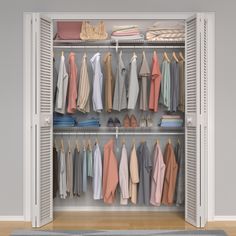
top-left (185, 13), bottom-right (208, 228)
top-left (31, 13), bottom-right (53, 227)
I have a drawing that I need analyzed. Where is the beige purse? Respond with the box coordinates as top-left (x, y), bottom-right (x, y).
top-left (80, 21), bottom-right (108, 40)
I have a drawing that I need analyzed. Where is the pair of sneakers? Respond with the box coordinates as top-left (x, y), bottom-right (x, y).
top-left (107, 117), bottom-right (121, 127)
top-left (140, 115), bottom-right (153, 128)
top-left (123, 114), bottom-right (138, 128)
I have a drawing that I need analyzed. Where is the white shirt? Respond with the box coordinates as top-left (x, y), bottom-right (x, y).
top-left (90, 53), bottom-right (103, 112)
top-left (119, 144), bottom-right (129, 205)
top-left (55, 55), bottom-right (69, 114)
top-left (93, 143), bottom-right (103, 200)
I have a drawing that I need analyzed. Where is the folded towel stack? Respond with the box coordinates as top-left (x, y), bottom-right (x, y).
top-left (159, 115), bottom-right (184, 128)
top-left (146, 21), bottom-right (185, 42)
top-left (111, 25), bottom-right (144, 40)
top-left (53, 115), bottom-right (77, 127)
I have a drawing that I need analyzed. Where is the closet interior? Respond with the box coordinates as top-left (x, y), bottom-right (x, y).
top-left (52, 19), bottom-right (186, 211)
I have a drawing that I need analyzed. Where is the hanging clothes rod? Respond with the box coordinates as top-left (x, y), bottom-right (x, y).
top-left (53, 45), bottom-right (185, 49)
top-left (53, 132), bottom-right (185, 136)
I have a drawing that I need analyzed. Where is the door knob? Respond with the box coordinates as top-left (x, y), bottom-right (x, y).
top-left (186, 117), bottom-right (192, 125)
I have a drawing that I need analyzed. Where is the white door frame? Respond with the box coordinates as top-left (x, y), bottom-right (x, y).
top-left (23, 11), bottom-right (215, 222)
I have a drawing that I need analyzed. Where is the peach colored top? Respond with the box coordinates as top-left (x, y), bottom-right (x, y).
top-left (162, 143), bottom-right (178, 206)
top-left (103, 139), bottom-right (118, 204)
top-left (149, 51), bottom-right (162, 112)
top-left (67, 52), bottom-right (78, 113)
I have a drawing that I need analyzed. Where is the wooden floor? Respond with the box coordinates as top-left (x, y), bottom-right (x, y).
top-left (1, 212), bottom-right (236, 236)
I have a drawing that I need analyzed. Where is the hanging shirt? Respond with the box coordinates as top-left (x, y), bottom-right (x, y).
top-left (55, 55), bottom-right (69, 114)
top-left (170, 60), bottom-right (179, 112)
top-left (139, 51), bottom-right (150, 111)
top-left (129, 144), bottom-right (139, 204)
top-left (77, 53), bottom-right (90, 113)
top-left (58, 149), bottom-right (67, 199)
top-left (137, 142), bottom-right (152, 205)
top-left (149, 51), bottom-right (162, 112)
top-left (53, 147), bottom-right (58, 199)
top-left (127, 53), bottom-right (139, 109)
top-left (150, 142), bottom-right (166, 206)
top-left (162, 143), bottom-right (178, 206)
top-left (67, 52), bottom-right (78, 114)
top-left (103, 139), bottom-right (119, 204)
top-left (93, 143), bottom-right (103, 200)
top-left (87, 147), bottom-right (93, 177)
top-left (119, 144), bottom-right (129, 205)
top-left (159, 60), bottom-right (171, 110)
top-left (90, 53), bottom-right (103, 112)
top-left (53, 58), bottom-right (58, 110)
top-left (174, 142), bottom-right (185, 206)
top-left (66, 148), bottom-right (73, 197)
top-left (73, 147), bottom-right (83, 196)
top-left (178, 60), bottom-right (185, 112)
top-left (82, 146), bottom-right (87, 192)
top-left (113, 51), bottom-right (127, 111)
top-left (103, 52), bottom-right (114, 112)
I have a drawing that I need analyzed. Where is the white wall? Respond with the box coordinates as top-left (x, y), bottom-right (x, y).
top-left (0, 0), bottom-right (235, 217)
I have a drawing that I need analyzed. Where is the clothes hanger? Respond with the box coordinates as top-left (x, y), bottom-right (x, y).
top-left (179, 51), bottom-right (185, 61)
top-left (141, 137), bottom-right (145, 144)
top-left (61, 51), bottom-right (64, 57)
top-left (76, 139), bottom-right (80, 152)
top-left (132, 138), bottom-right (136, 147)
top-left (61, 138), bottom-right (64, 152)
top-left (163, 51), bottom-right (171, 63)
top-left (122, 137), bottom-right (125, 145)
top-left (156, 139), bottom-right (160, 145)
top-left (172, 51), bottom-right (179, 62)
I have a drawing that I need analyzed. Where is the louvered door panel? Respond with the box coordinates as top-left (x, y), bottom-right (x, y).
top-left (185, 15), bottom-right (201, 227)
top-left (32, 14), bottom-right (53, 228)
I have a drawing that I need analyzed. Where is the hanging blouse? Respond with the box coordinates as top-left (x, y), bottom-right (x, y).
top-left (139, 51), bottom-right (150, 111)
top-left (127, 53), bottom-right (139, 109)
top-left (73, 147), bottom-right (83, 196)
top-left (103, 139), bottom-right (118, 204)
top-left (150, 142), bottom-right (166, 206)
top-left (67, 52), bottom-right (78, 114)
top-left (103, 52), bottom-right (114, 112)
top-left (129, 144), bottom-right (139, 204)
top-left (119, 144), bottom-right (129, 205)
top-left (90, 53), bottom-right (103, 112)
top-left (113, 51), bottom-right (127, 111)
top-left (149, 51), bottom-right (162, 112)
top-left (87, 146), bottom-right (93, 177)
top-left (53, 58), bottom-right (58, 109)
top-left (178, 59), bottom-right (185, 112)
top-left (82, 146), bottom-right (87, 193)
top-left (159, 60), bottom-right (171, 110)
top-left (170, 60), bottom-right (179, 112)
top-left (137, 141), bottom-right (152, 205)
top-left (93, 143), bottom-right (103, 200)
top-left (66, 147), bottom-right (73, 197)
top-left (58, 149), bottom-right (67, 199)
top-left (162, 143), bottom-right (178, 206)
top-left (55, 54), bottom-right (69, 114)
top-left (77, 53), bottom-right (90, 113)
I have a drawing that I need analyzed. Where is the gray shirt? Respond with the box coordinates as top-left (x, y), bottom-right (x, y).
top-left (170, 60), bottom-right (179, 112)
top-left (73, 148), bottom-right (83, 196)
top-left (113, 51), bottom-right (127, 111)
top-left (137, 142), bottom-right (152, 205)
top-left (82, 146), bottom-right (87, 192)
top-left (59, 149), bottom-right (67, 199)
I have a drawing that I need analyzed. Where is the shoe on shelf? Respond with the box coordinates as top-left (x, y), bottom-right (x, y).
top-left (123, 114), bottom-right (130, 128)
top-left (114, 117), bottom-right (121, 127)
top-left (146, 114), bottom-right (153, 128)
top-left (107, 117), bottom-right (114, 127)
top-left (139, 115), bottom-right (147, 128)
top-left (130, 114), bottom-right (138, 128)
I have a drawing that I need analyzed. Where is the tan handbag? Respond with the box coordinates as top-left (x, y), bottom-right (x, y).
top-left (80, 21), bottom-right (108, 40)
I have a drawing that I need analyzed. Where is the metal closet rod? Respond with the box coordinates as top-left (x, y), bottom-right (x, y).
top-left (53, 45), bottom-right (185, 49)
top-left (53, 132), bottom-right (185, 136)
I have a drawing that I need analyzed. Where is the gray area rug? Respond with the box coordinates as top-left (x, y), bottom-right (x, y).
top-left (11, 230), bottom-right (227, 236)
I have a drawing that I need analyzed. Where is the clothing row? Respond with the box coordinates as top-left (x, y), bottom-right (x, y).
top-left (53, 50), bottom-right (185, 116)
top-left (53, 138), bottom-right (184, 206)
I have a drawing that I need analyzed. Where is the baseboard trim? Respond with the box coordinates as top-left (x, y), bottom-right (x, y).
top-left (0, 215), bottom-right (24, 221)
top-left (54, 206), bottom-right (184, 212)
top-left (214, 216), bottom-right (236, 221)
